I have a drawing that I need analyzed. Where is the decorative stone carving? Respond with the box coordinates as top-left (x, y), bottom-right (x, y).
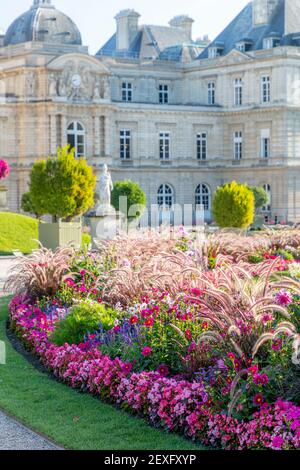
top-left (102, 77), bottom-right (111, 100)
top-left (93, 78), bottom-right (101, 101)
top-left (48, 74), bottom-right (58, 97)
top-left (96, 164), bottom-right (114, 216)
top-left (26, 72), bottom-right (37, 97)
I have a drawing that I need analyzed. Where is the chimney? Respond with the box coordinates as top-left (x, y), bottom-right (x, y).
top-left (169, 15), bottom-right (194, 41)
top-left (252, 0), bottom-right (281, 27)
top-left (115, 9), bottom-right (140, 51)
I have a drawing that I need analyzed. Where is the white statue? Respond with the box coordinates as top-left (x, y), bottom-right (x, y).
top-left (96, 164), bottom-right (114, 215)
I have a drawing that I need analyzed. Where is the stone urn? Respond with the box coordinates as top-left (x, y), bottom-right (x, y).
top-left (0, 187), bottom-right (8, 211)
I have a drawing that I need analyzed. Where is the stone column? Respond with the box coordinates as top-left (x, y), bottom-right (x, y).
top-left (94, 116), bottom-right (101, 156)
top-left (50, 114), bottom-right (57, 154)
top-left (104, 115), bottom-right (111, 157)
top-left (61, 114), bottom-right (67, 146)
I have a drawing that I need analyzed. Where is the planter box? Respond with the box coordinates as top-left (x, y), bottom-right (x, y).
top-left (39, 220), bottom-right (82, 250)
top-left (0, 188), bottom-right (8, 211)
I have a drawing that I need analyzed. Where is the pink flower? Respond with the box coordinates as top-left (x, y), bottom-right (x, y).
top-left (64, 278), bottom-right (75, 287)
top-left (141, 346), bottom-right (152, 357)
top-left (253, 374), bottom-right (269, 386)
top-left (275, 290), bottom-right (293, 306)
top-left (0, 159), bottom-right (10, 180)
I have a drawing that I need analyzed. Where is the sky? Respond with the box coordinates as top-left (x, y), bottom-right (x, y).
top-left (0, 0), bottom-right (249, 54)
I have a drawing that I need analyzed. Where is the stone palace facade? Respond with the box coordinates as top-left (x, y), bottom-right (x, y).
top-left (1, 0), bottom-right (300, 223)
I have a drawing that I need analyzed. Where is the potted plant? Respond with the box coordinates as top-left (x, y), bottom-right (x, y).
top-left (25, 146), bottom-right (96, 250)
top-left (0, 159), bottom-right (10, 211)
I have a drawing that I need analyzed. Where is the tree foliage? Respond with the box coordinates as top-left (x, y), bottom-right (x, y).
top-left (111, 180), bottom-right (147, 220)
top-left (250, 186), bottom-right (268, 211)
top-left (212, 181), bottom-right (255, 229)
top-left (27, 146), bottom-right (96, 221)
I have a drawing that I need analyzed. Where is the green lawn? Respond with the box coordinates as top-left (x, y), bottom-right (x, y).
top-left (0, 212), bottom-right (39, 254)
top-left (0, 298), bottom-right (204, 450)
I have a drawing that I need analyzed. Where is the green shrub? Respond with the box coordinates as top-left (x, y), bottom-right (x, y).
top-left (111, 180), bottom-right (146, 220)
top-left (212, 181), bottom-right (255, 229)
top-left (250, 186), bottom-right (268, 211)
top-left (49, 301), bottom-right (118, 346)
top-left (81, 232), bottom-right (91, 249)
top-left (27, 146), bottom-right (96, 221)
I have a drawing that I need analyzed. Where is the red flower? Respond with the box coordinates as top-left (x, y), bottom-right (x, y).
top-left (248, 364), bottom-right (259, 376)
top-left (144, 317), bottom-right (154, 327)
top-left (253, 393), bottom-right (265, 407)
top-left (185, 329), bottom-right (192, 340)
top-left (129, 316), bottom-right (139, 325)
top-left (190, 288), bottom-right (202, 297)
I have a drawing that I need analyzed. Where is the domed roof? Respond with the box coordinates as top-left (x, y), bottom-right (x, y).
top-left (4, 1), bottom-right (82, 47)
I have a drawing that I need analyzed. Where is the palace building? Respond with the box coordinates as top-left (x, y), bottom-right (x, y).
top-left (1, 0), bottom-right (300, 223)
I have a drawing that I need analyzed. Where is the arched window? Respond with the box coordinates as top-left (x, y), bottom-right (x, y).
top-left (195, 184), bottom-right (211, 211)
top-left (262, 184), bottom-right (271, 212)
top-left (157, 184), bottom-right (174, 208)
top-left (67, 121), bottom-right (85, 158)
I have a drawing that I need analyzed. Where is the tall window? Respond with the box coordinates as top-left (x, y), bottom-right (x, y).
top-left (261, 76), bottom-right (270, 103)
top-left (159, 84), bottom-right (169, 104)
top-left (157, 184), bottom-right (173, 208)
top-left (197, 133), bottom-right (207, 160)
top-left (195, 184), bottom-right (211, 211)
top-left (159, 132), bottom-right (170, 160)
top-left (120, 130), bottom-right (131, 160)
top-left (234, 78), bottom-right (243, 106)
top-left (122, 82), bottom-right (132, 102)
top-left (67, 121), bottom-right (85, 158)
top-left (234, 131), bottom-right (243, 160)
top-left (261, 129), bottom-right (270, 158)
top-left (262, 184), bottom-right (271, 212)
top-left (208, 82), bottom-right (215, 105)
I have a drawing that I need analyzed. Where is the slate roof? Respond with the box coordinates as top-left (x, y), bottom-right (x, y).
top-left (96, 24), bottom-right (202, 60)
top-left (199, 0), bottom-right (288, 59)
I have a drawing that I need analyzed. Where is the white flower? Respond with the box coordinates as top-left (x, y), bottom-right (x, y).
top-left (289, 262), bottom-right (300, 279)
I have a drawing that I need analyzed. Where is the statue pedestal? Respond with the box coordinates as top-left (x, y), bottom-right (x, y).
top-left (87, 207), bottom-right (125, 248)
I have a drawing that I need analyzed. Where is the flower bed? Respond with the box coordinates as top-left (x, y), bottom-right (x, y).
top-left (7, 230), bottom-right (300, 450)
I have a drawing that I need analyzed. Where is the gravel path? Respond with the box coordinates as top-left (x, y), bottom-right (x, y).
top-left (0, 411), bottom-right (60, 450)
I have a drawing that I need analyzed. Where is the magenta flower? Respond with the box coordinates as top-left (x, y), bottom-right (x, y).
top-left (272, 436), bottom-right (284, 450)
top-left (141, 346), bottom-right (152, 357)
top-left (275, 290), bottom-right (293, 306)
top-left (0, 159), bottom-right (10, 180)
top-left (157, 364), bottom-right (169, 376)
top-left (272, 338), bottom-right (283, 351)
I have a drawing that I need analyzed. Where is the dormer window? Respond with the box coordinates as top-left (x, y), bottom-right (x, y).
top-left (235, 39), bottom-right (253, 52)
top-left (263, 33), bottom-right (281, 50)
top-left (208, 42), bottom-right (224, 58)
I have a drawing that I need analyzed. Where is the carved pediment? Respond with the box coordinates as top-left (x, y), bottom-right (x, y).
top-left (218, 49), bottom-right (254, 66)
top-left (46, 53), bottom-right (111, 102)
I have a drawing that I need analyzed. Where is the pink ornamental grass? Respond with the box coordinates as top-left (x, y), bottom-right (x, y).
top-left (0, 160), bottom-right (10, 180)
